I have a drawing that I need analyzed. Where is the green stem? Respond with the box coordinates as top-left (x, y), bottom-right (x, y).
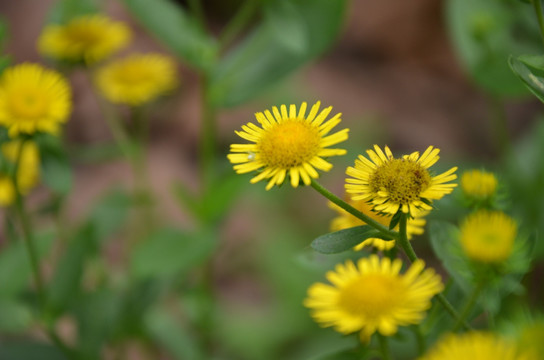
top-left (453, 281), bottom-right (485, 331)
top-left (310, 179), bottom-right (399, 240)
top-left (396, 213), bottom-right (472, 331)
top-left (533, 0), bottom-right (544, 47)
top-left (414, 325), bottom-right (426, 356)
top-left (219, 0), bottom-right (260, 51)
top-left (377, 334), bottom-right (391, 360)
top-left (187, 0), bottom-right (206, 29)
top-left (199, 75), bottom-right (217, 189)
top-left (12, 139), bottom-right (45, 305)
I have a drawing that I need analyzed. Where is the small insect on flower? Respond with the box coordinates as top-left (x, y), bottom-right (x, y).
top-left (228, 101), bottom-right (349, 190)
top-left (0, 63), bottom-right (72, 137)
top-left (95, 53), bottom-right (178, 106)
top-left (460, 210), bottom-right (517, 264)
top-left (345, 145), bottom-right (457, 215)
top-left (419, 331), bottom-right (537, 360)
top-left (38, 14), bottom-right (131, 64)
top-left (329, 197), bottom-right (427, 251)
top-left (304, 255), bottom-right (443, 343)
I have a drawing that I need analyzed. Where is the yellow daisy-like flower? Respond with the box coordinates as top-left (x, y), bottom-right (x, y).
top-left (228, 102), bottom-right (349, 190)
top-left (0, 141), bottom-right (40, 206)
top-left (0, 63), bottom-right (72, 137)
top-left (95, 53), bottom-right (178, 106)
top-left (329, 198), bottom-right (427, 251)
top-left (38, 14), bottom-right (130, 64)
top-left (460, 210), bottom-right (517, 264)
top-left (461, 169), bottom-right (498, 200)
top-left (420, 332), bottom-right (537, 360)
top-left (518, 320), bottom-right (544, 359)
top-left (304, 255), bottom-right (443, 343)
top-left (345, 145), bottom-right (458, 215)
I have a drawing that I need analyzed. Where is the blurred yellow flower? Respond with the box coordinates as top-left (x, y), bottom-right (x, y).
top-left (0, 141), bottom-right (40, 206)
top-left (461, 169), bottom-right (498, 200)
top-left (329, 197), bottom-right (426, 251)
top-left (0, 63), bottom-right (71, 137)
top-left (38, 14), bottom-right (130, 64)
top-left (304, 255), bottom-right (443, 343)
top-left (420, 332), bottom-right (537, 360)
top-left (228, 101), bottom-right (349, 190)
top-left (346, 145), bottom-right (457, 215)
top-left (518, 320), bottom-right (544, 359)
top-left (460, 210), bottom-right (517, 264)
top-left (95, 53), bottom-right (178, 106)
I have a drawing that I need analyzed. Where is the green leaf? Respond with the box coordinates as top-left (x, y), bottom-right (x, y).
top-left (36, 134), bottom-right (73, 195)
top-left (47, 224), bottom-right (97, 315)
top-left (210, 0), bottom-right (348, 107)
top-left (86, 188), bottom-right (131, 242)
top-left (446, 0), bottom-right (540, 96)
top-left (509, 54), bottom-right (544, 103)
top-left (0, 16), bottom-right (8, 53)
top-left (0, 55), bottom-right (10, 74)
top-left (0, 299), bottom-right (33, 333)
top-left (130, 227), bottom-right (217, 279)
top-left (122, 0), bottom-right (217, 70)
top-left (0, 341), bottom-right (68, 360)
top-left (0, 230), bottom-right (55, 298)
top-left (311, 226), bottom-right (383, 254)
top-left (143, 307), bottom-right (202, 360)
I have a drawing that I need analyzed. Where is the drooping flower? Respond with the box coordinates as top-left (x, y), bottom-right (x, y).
top-left (38, 14), bottom-right (130, 64)
top-left (420, 332), bottom-right (537, 360)
top-left (460, 210), bottom-right (517, 264)
top-left (95, 53), bottom-right (178, 106)
top-left (461, 169), bottom-right (498, 200)
top-left (329, 197), bottom-right (427, 251)
top-left (228, 102), bottom-right (349, 190)
top-left (0, 63), bottom-right (72, 137)
top-left (345, 145), bottom-right (457, 215)
top-left (0, 141), bottom-right (40, 206)
top-left (304, 255), bottom-right (443, 342)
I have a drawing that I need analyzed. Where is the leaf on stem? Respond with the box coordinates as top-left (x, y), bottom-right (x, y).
top-left (311, 226), bottom-right (385, 254)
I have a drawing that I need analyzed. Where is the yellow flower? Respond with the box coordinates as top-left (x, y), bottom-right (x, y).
top-left (420, 332), bottom-right (537, 360)
top-left (461, 169), bottom-right (498, 200)
top-left (228, 102), bottom-right (349, 190)
top-left (345, 145), bottom-right (458, 215)
top-left (0, 141), bottom-right (40, 206)
top-left (304, 255), bottom-right (443, 343)
top-left (0, 63), bottom-right (72, 137)
top-left (460, 210), bottom-right (517, 264)
top-left (518, 320), bottom-right (544, 359)
top-left (38, 14), bottom-right (130, 64)
top-left (95, 53), bottom-right (178, 106)
top-left (329, 198), bottom-right (427, 251)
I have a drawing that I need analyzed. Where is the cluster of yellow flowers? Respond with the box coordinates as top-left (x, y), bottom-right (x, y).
top-left (227, 101), bottom-right (531, 357)
top-left (0, 13), bottom-right (180, 207)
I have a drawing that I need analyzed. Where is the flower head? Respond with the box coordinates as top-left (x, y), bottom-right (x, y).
top-left (304, 255), bottom-right (443, 342)
top-left (460, 210), bottom-right (517, 264)
top-left (329, 198), bottom-right (427, 251)
top-left (228, 102), bottom-right (349, 190)
top-left (0, 63), bottom-right (72, 137)
top-left (461, 169), bottom-right (498, 200)
top-left (420, 331), bottom-right (537, 360)
top-left (0, 141), bottom-right (40, 206)
top-left (38, 14), bottom-right (130, 64)
top-left (345, 145), bottom-right (457, 215)
top-left (95, 53), bottom-right (178, 106)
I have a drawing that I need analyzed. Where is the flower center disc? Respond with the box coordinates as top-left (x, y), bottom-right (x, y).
top-left (258, 120), bottom-right (321, 168)
top-left (9, 89), bottom-right (48, 119)
top-left (66, 25), bottom-right (103, 48)
top-left (338, 274), bottom-right (403, 318)
top-left (370, 159), bottom-right (431, 204)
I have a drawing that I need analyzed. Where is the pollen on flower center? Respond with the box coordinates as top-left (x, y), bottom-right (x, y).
top-left (338, 274), bottom-right (403, 318)
top-left (258, 120), bottom-right (321, 168)
top-left (370, 159), bottom-right (432, 204)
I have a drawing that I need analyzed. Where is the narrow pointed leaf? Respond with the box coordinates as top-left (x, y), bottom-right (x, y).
top-left (311, 226), bottom-right (383, 254)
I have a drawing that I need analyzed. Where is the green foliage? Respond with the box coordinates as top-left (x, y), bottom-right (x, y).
top-left (130, 227), bottom-right (217, 279)
top-left (209, 0), bottom-right (348, 107)
top-left (509, 54), bottom-right (544, 103)
top-left (0, 342), bottom-right (68, 360)
top-left (311, 226), bottom-right (385, 254)
top-left (0, 299), bottom-right (33, 333)
top-left (36, 133), bottom-right (73, 196)
top-left (47, 0), bottom-right (99, 24)
top-left (446, 0), bottom-right (540, 96)
top-left (122, 0), bottom-right (218, 71)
